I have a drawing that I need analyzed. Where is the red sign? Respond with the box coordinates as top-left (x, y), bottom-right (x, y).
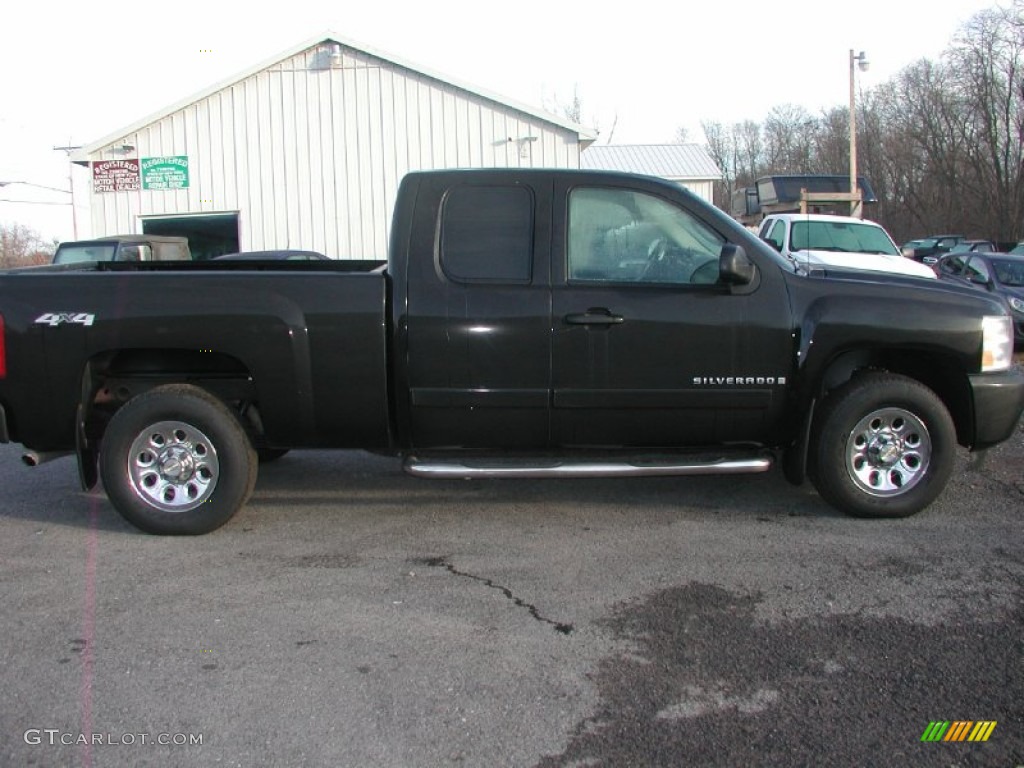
top-left (92, 159), bottom-right (140, 193)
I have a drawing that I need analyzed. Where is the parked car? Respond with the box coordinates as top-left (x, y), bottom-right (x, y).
top-left (901, 235), bottom-right (964, 263)
top-left (935, 251), bottom-right (1024, 344)
top-left (759, 213), bottom-right (935, 279)
top-left (1008, 242), bottom-right (1024, 255)
top-left (947, 240), bottom-right (998, 256)
top-left (213, 249), bottom-right (329, 261)
top-left (52, 235), bottom-right (191, 265)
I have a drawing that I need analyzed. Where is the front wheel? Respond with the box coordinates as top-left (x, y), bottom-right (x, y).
top-left (100, 384), bottom-right (258, 534)
top-left (810, 373), bottom-right (956, 518)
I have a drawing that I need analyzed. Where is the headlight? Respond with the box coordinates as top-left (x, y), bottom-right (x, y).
top-left (981, 315), bottom-right (1013, 372)
top-left (1009, 296), bottom-right (1024, 314)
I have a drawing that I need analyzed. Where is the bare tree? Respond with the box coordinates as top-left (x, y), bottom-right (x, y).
top-left (947, 2), bottom-right (1024, 241)
top-left (685, 1), bottom-right (1024, 241)
top-left (763, 105), bottom-right (815, 174)
top-left (700, 120), bottom-right (735, 207)
top-left (734, 120), bottom-right (764, 184)
top-left (0, 223), bottom-right (53, 268)
top-left (556, 85), bottom-right (583, 124)
top-left (546, 84), bottom-right (618, 144)
top-left (812, 106), bottom-right (852, 175)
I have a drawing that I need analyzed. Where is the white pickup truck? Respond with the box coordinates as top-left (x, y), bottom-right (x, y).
top-left (758, 213), bottom-right (935, 279)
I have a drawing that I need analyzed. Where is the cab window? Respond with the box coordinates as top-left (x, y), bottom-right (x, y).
top-left (568, 187), bottom-right (724, 284)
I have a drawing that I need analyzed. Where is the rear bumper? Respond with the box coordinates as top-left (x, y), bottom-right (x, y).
top-left (968, 369), bottom-right (1024, 450)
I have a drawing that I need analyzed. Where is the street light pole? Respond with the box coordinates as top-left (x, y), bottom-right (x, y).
top-left (849, 49), bottom-right (869, 218)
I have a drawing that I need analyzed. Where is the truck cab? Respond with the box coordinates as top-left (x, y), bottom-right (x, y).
top-left (392, 170), bottom-right (793, 452)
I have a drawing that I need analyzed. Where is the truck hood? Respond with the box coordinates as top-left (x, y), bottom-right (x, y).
top-left (793, 249), bottom-right (936, 279)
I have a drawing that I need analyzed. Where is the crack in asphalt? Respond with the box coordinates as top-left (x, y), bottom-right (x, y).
top-left (414, 556), bottom-right (574, 635)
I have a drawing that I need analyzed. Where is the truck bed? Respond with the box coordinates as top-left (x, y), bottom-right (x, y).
top-left (0, 265), bottom-right (392, 452)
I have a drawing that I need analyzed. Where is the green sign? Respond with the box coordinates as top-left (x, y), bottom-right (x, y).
top-left (141, 156), bottom-right (189, 190)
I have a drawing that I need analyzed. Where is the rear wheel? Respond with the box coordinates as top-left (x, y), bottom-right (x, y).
top-left (810, 373), bottom-right (956, 518)
top-left (100, 384), bottom-right (258, 534)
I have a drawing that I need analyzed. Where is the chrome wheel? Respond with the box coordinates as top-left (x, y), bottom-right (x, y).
top-left (845, 408), bottom-right (931, 497)
top-left (127, 421), bottom-right (219, 512)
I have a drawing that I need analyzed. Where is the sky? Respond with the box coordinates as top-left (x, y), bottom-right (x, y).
top-left (0, 0), bottom-right (1001, 242)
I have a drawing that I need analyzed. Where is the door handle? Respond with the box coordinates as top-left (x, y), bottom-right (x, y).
top-left (564, 310), bottom-right (624, 325)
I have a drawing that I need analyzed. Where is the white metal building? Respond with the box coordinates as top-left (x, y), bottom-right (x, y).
top-left (71, 33), bottom-right (594, 259)
top-left (580, 144), bottom-right (721, 204)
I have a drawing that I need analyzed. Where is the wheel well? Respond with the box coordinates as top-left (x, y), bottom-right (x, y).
top-left (816, 349), bottom-right (973, 446)
top-left (103, 348), bottom-right (250, 377)
top-left (82, 349), bottom-right (259, 443)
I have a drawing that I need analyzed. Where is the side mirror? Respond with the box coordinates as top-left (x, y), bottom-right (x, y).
top-left (720, 244), bottom-right (756, 286)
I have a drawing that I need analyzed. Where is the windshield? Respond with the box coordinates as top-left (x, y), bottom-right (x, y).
top-left (991, 258), bottom-right (1024, 287)
top-left (53, 244), bottom-right (117, 264)
top-left (791, 221), bottom-right (899, 255)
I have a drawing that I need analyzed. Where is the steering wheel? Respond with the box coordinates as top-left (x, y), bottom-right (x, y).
top-left (640, 239), bottom-right (704, 282)
top-left (639, 238), bottom-right (672, 281)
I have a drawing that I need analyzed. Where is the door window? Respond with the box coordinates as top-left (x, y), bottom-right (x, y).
top-left (765, 220), bottom-right (786, 251)
top-left (567, 187), bottom-right (724, 284)
top-left (940, 254), bottom-right (969, 276)
top-left (964, 256), bottom-right (992, 284)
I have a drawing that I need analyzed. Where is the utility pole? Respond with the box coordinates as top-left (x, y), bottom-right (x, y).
top-left (53, 142), bottom-right (82, 239)
top-left (848, 50), bottom-right (869, 219)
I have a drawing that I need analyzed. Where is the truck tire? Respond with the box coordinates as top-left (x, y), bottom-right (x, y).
top-left (810, 373), bottom-right (956, 518)
top-left (100, 384), bottom-right (258, 534)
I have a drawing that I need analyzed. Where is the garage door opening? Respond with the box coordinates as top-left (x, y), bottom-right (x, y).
top-left (142, 213), bottom-right (240, 260)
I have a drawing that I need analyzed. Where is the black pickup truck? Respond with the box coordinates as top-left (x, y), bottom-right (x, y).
top-left (0, 169), bottom-right (1021, 534)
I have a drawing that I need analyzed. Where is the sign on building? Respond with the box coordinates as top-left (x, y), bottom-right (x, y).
top-left (92, 160), bottom-right (140, 193)
top-left (142, 156), bottom-right (190, 190)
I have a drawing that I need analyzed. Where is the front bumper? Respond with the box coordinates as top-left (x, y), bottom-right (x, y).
top-left (969, 369), bottom-right (1024, 450)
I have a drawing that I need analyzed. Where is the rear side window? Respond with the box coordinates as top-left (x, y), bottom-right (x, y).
top-left (440, 186), bottom-right (533, 283)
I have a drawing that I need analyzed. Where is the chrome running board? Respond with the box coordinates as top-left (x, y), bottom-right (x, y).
top-left (403, 452), bottom-right (773, 479)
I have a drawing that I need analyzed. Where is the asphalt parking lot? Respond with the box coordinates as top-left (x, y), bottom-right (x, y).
top-left (1, 392), bottom-right (1022, 767)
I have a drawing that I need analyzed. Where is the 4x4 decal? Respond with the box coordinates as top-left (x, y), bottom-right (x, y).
top-left (34, 313), bottom-right (96, 327)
